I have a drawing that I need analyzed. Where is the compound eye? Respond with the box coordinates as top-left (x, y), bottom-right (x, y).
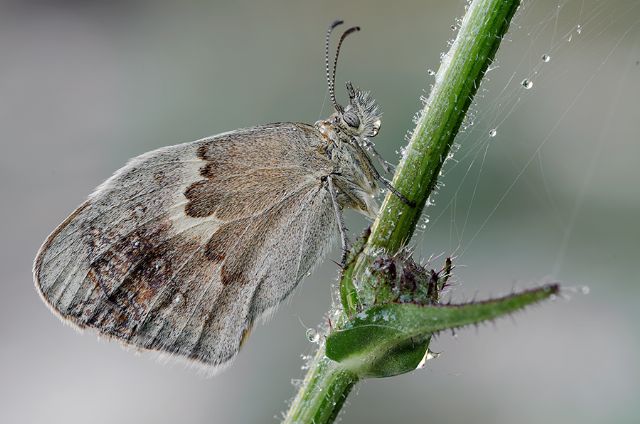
top-left (342, 110), bottom-right (360, 129)
top-left (371, 118), bottom-right (381, 137)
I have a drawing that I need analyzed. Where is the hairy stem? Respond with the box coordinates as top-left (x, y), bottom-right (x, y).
top-left (283, 0), bottom-right (522, 422)
top-left (367, 0), bottom-right (520, 253)
top-left (285, 345), bottom-right (358, 424)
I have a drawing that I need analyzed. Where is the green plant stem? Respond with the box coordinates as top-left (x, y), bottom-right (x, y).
top-left (284, 345), bottom-right (358, 424)
top-left (367, 0), bottom-right (520, 254)
top-left (283, 0), bottom-right (521, 422)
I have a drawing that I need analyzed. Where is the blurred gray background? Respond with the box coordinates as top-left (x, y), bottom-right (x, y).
top-left (1, 0), bottom-right (638, 423)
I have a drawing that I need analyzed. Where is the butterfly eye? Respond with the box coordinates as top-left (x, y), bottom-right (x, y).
top-left (342, 110), bottom-right (360, 129)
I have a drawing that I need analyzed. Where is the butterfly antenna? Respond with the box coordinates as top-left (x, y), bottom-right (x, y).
top-left (326, 20), bottom-right (344, 112)
top-left (331, 26), bottom-right (360, 112)
top-left (331, 25), bottom-right (360, 113)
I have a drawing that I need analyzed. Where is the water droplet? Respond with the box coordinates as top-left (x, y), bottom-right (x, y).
top-left (427, 68), bottom-right (435, 76)
top-left (521, 79), bottom-right (533, 89)
top-left (576, 24), bottom-right (582, 34)
top-left (489, 128), bottom-right (497, 137)
top-left (542, 54), bottom-right (551, 62)
top-left (450, 24), bottom-right (457, 31)
top-left (172, 293), bottom-right (183, 305)
top-left (306, 328), bottom-right (320, 343)
top-left (581, 286), bottom-right (590, 295)
top-left (132, 240), bottom-right (140, 248)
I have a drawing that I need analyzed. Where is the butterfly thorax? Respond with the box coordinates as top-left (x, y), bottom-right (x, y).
top-left (314, 115), bottom-right (380, 218)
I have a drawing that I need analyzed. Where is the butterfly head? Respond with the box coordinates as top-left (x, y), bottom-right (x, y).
top-left (333, 82), bottom-right (381, 139)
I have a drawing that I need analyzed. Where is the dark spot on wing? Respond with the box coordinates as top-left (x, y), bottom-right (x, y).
top-left (70, 216), bottom-right (208, 339)
top-left (200, 162), bottom-right (216, 178)
top-left (204, 220), bottom-right (247, 263)
top-left (196, 143), bottom-right (208, 160)
top-left (221, 265), bottom-right (248, 286)
top-left (184, 180), bottom-right (222, 218)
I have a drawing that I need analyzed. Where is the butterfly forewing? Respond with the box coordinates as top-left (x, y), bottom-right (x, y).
top-left (34, 123), bottom-right (337, 369)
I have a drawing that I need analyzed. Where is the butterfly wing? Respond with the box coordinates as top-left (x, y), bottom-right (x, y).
top-left (34, 123), bottom-right (337, 370)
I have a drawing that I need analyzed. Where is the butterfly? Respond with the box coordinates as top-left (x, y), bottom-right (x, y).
top-left (33, 20), bottom-right (410, 373)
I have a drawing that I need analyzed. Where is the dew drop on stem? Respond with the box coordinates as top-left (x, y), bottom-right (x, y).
top-left (305, 328), bottom-right (320, 343)
top-left (521, 78), bottom-right (533, 89)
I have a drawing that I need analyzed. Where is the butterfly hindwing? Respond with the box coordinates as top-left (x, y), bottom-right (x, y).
top-left (34, 123), bottom-right (337, 370)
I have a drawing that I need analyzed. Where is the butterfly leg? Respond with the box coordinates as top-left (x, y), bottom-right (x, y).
top-left (359, 148), bottom-right (415, 207)
top-left (327, 175), bottom-right (350, 266)
top-left (378, 177), bottom-right (415, 208)
top-left (362, 138), bottom-right (392, 174)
